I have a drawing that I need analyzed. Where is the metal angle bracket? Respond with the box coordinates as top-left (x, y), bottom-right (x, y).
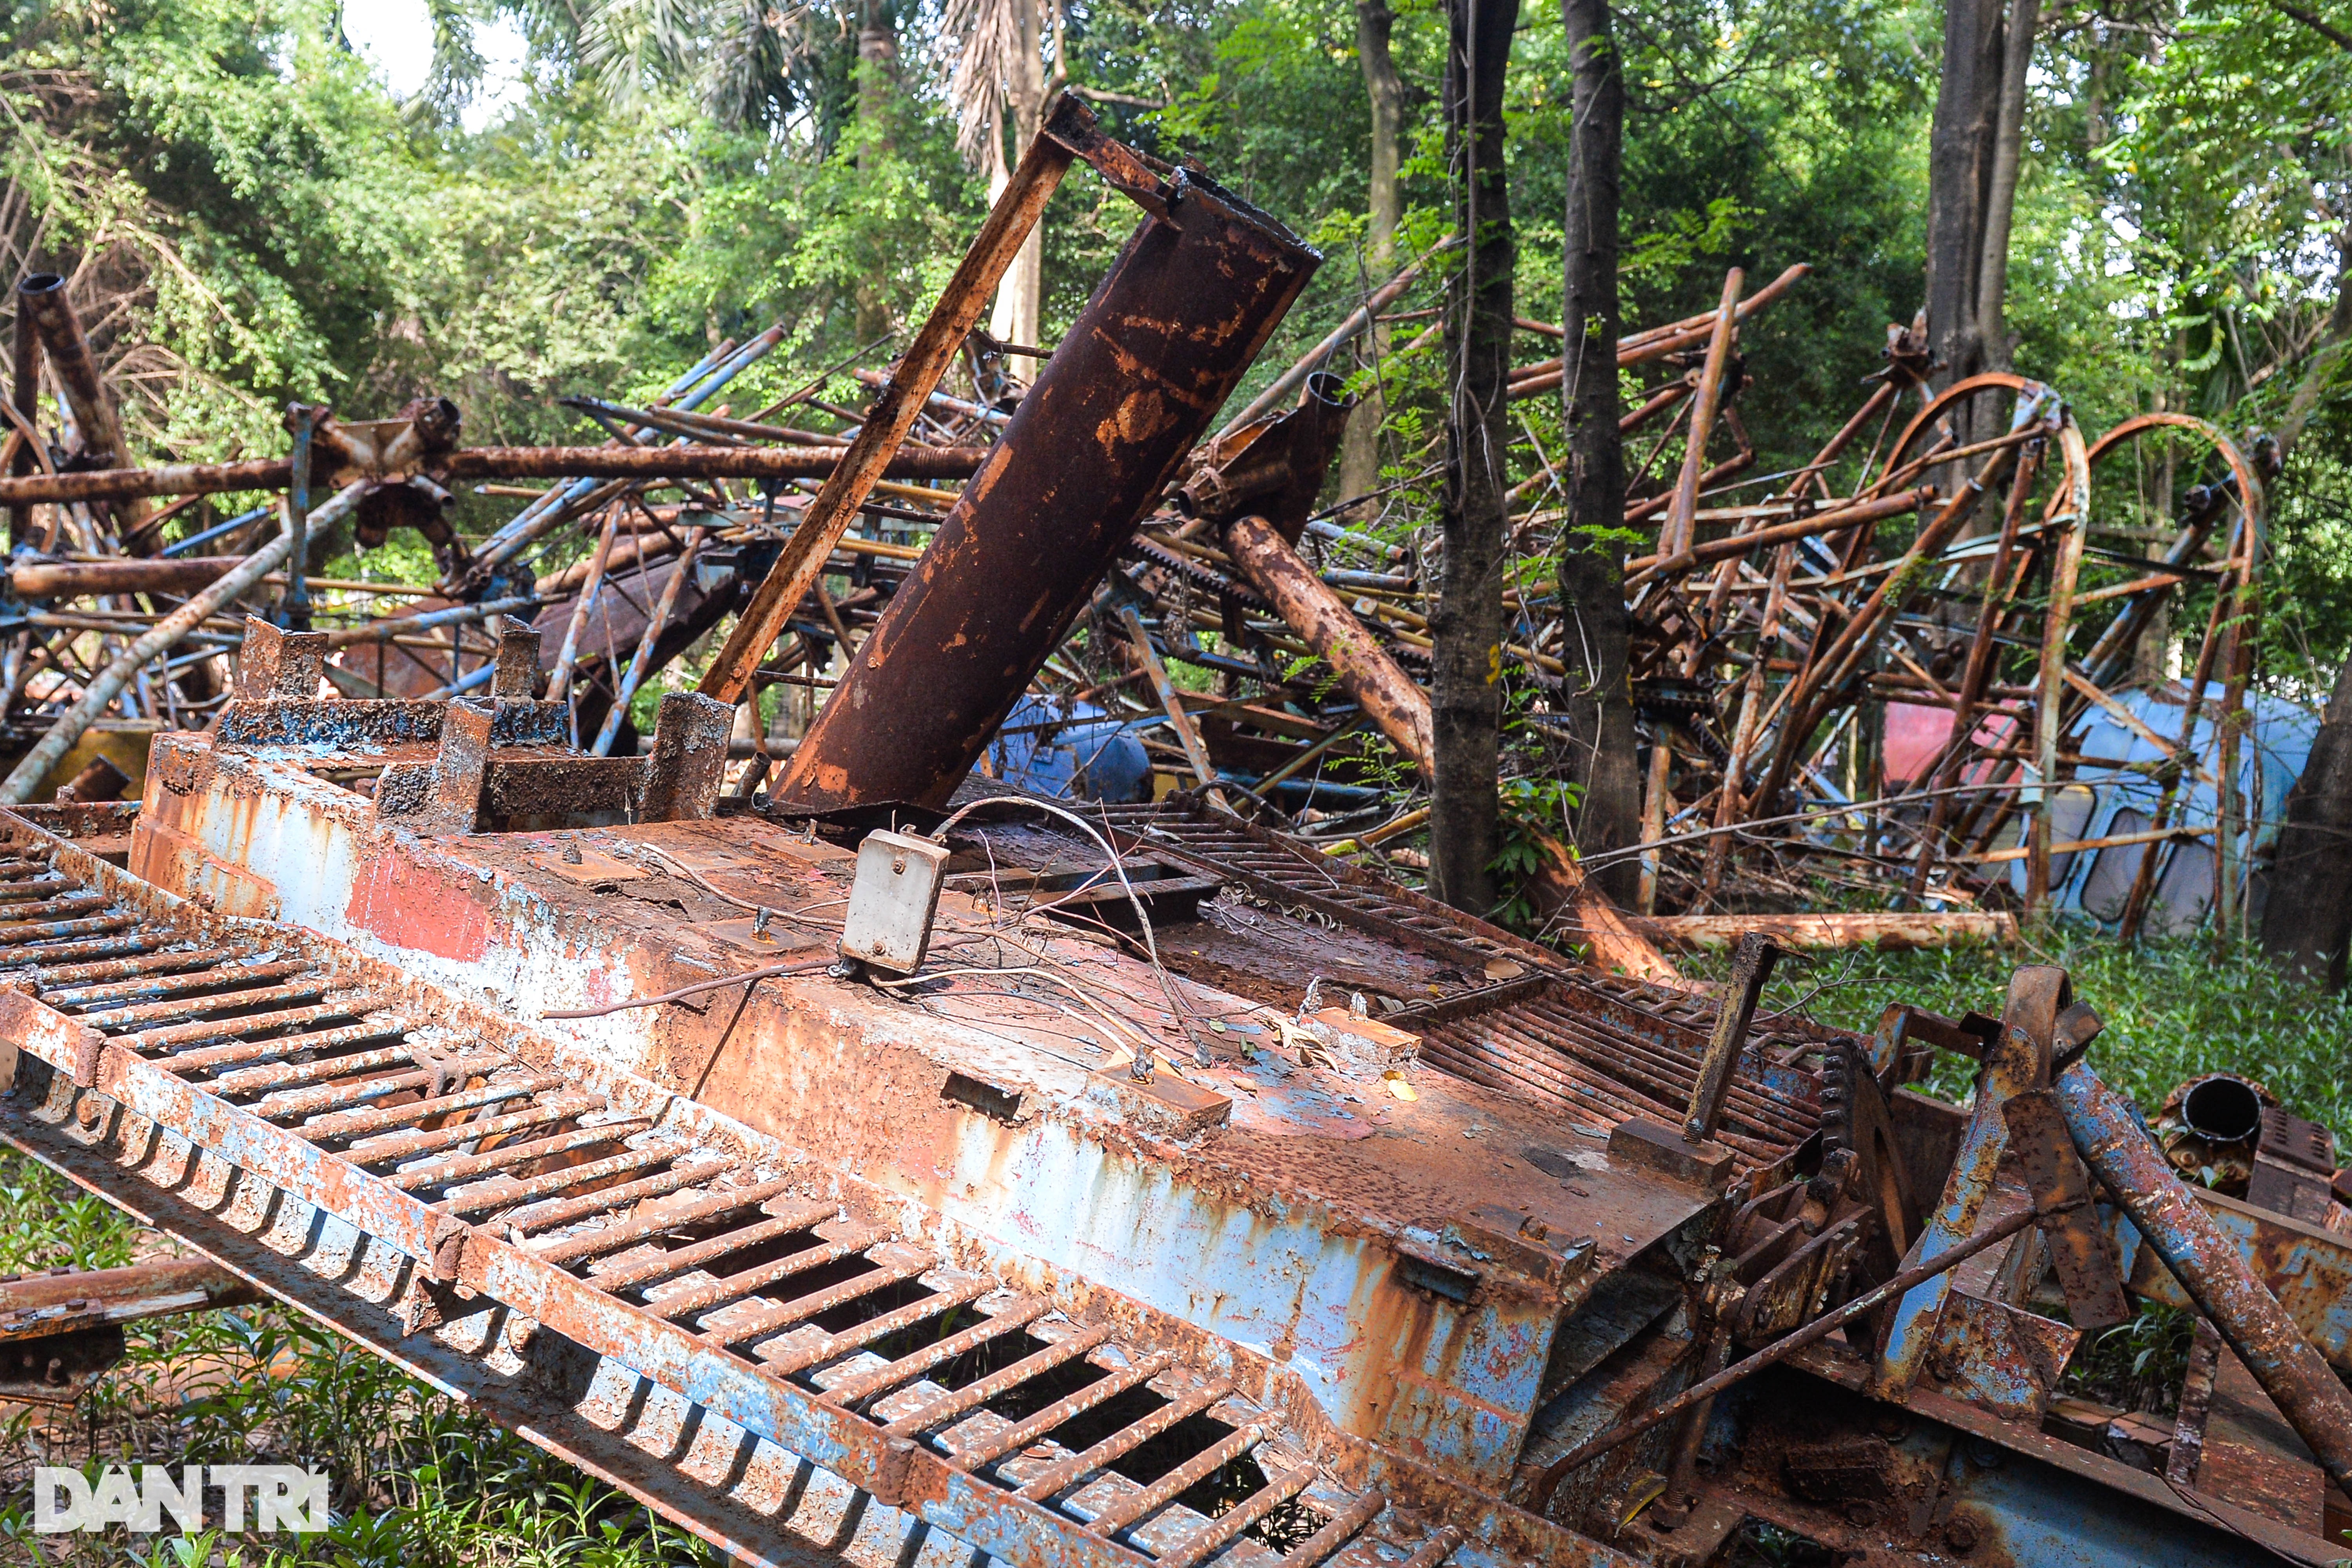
top-left (1038, 96), bottom-right (1186, 225)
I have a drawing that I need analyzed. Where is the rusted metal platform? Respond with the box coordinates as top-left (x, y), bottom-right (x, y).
top-left (0, 615), bottom-right (2328, 1564)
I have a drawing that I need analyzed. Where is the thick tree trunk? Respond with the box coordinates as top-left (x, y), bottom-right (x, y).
top-left (1428, 0), bottom-right (1518, 915)
top-left (1975, 0), bottom-right (2037, 372)
top-left (1558, 0), bottom-right (1640, 906)
top-left (1924, 0), bottom-right (2008, 413)
top-left (1338, 0), bottom-right (1406, 514)
top-left (2263, 656), bottom-right (2352, 987)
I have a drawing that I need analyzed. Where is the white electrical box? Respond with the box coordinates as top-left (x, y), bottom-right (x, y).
top-left (840, 829), bottom-right (951, 974)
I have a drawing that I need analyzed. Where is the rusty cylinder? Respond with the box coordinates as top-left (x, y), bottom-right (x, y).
top-left (2054, 1061), bottom-right (2352, 1493)
top-left (1225, 513), bottom-right (1432, 773)
top-left (774, 178), bottom-right (1319, 812)
top-left (15, 274), bottom-right (146, 541)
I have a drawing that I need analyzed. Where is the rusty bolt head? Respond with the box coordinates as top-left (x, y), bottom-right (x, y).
top-left (1843, 1498), bottom-right (1881, 1528)
top-left (1944, 1516), bottom-right (1981, 1554)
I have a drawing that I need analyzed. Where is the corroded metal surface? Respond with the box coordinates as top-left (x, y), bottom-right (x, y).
top-left (2057, 1060), bottom-right (2352, 1493)
top-left (2, 820), bottom-right (1574, 1568)
top-left (776, 177), bottom-right (1319, 812)
top-left (0, 1256), bottom-right (257, 1341)
top-left (1225, 514), bottom-right (1433, 771)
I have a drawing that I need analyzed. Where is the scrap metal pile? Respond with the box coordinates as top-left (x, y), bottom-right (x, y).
top-left (0, 93), bottom-right (2282, 958)
top-left (0, 93), bottom-right (2347, 1568)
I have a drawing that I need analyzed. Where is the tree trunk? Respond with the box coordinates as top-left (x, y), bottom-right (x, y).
top-left (854, 0), bottom-right (900, 345)
top-left (2262, 655), bottom-right (2352, 987)
top-left (988, 0), bottom-right (1058, 372)
top-left (1558, 0), bottom-right (1640, 906)
top-left (1924, 0), bottom-right (2008, 413)
top-left (1428, 0), bottom-right (1518, 915)
top-left (2274, 181), bottom-right (2352, 465)
top-left (1337, 0), bottom-right (1406, 515)
top-left (1975, 0), bottom-right (2037, 372)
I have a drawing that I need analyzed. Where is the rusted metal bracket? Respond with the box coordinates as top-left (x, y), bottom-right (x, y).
top-left (2001, 1087), bottom-right (2131, 1330)
top-left (1035, 95), bottom-right (1185, 223)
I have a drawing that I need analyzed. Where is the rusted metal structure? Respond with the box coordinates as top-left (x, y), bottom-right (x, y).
top-left (775, 161), bottom-right (1318, 812)
top-left (0, 100), bottom-right (2347, 1568)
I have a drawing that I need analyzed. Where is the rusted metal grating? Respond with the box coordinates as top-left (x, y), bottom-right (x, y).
top-left (1082, 799), bottom-right (1820, 1167)
top-left (0, 818), bottom-right (1459, 1568)
top-left (1386, 977), bottom-right (1820, 1170)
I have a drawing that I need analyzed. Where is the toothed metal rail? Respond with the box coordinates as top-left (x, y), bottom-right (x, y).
top-left (0, 819), bottom-right (1462, 1568)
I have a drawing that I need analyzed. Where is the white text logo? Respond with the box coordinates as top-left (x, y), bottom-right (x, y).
top-left (33, 1465), bottom-right (330, 1534)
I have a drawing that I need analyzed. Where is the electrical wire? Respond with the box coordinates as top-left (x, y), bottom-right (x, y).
top-left (931, 795), bottom-right (1207, 1073)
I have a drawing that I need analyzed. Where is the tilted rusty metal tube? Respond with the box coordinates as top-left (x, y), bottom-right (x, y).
top-left (1224, 513), bottom-right (1432, 772)
top-left (2054, 1060), bottom-right (2352, 1493)
top-left (775, 178), bottom-right (1319, 812)
top-left (16, 273), bottom-right (149, 539)
top-left (16, 275), bottom-right (129, 472)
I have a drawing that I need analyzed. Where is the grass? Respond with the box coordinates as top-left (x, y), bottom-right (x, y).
top-left (1684, 919), bottom-right (2351, 1143)
top-left (0, 1163), bottom-right (716, 1567)
top-left (0, 924), bottom-right (2341, 1562)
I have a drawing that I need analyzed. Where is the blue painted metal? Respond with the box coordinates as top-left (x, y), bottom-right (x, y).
top-left (1873, 968), bottom-right (2060, 1397)
top-left (471, 330), bottom-right (786, 576)
top-left (978, 697), bottom-right (1152, 804)
top-left (161, 503), bottom-right (272, 558)
top-left (2015, 683), bottom-right (2319, 931)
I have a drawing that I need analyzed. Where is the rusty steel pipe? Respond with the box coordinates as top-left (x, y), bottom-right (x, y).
top-left (7, 294), bottom-right (38, 546)
top-left (1623, 486), bottom-right (1935, 586)
top-left (16, 276), bottom-right (127, 469)
top-left (0, 445), bottom-right (987, 510)
top-left (440, 444), bottom-right (990, 483)
top-left (776, 180), bottom-right (1319, 812)
top-left (0, 1257), bottom-right (260, 1343)
top-left (1225, 513), bottom-right (1432, 772)
top-left (0, 457), bottom-right (294, 507)
top-left (7, 555), bottom-right (264, 599)
top-left (16, 274), bottom-right (147, 542)
top-left (2054, 1060), bottom-right (2352, 1493)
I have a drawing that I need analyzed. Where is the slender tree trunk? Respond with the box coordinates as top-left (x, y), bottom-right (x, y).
top-left (1338, 0), bottom-right (1406, 514)
top-left (1428, 0), bottom-right (1518, 915)
top-left (1975, 0), bottom-right (2037, 372)
top-left (2263, 655), bottom-right (2352, 987)
top-left (854, 0), bottom-right (900, 345)
top-left (989, 0), bottom-right (1060, 372)
top-left (2274, 182), bottom-right (2352, 464)
top-left (1558, 0), bottom-right (1640, 906)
